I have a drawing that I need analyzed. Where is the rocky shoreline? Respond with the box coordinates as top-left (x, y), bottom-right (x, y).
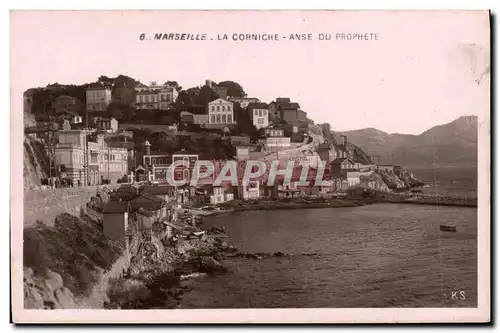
top-left (105, 192), bottom-right (477, 309)
top-left (104, 212), bottom-right (238, 309)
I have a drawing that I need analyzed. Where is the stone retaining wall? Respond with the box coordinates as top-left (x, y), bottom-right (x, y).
top-left (23, 185), bottom-right (120, 227)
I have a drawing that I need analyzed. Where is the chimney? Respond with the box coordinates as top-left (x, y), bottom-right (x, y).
top-left (205, 79), bottom-right (213, 88)
top-left (144, 140), bottom-right (151, 156)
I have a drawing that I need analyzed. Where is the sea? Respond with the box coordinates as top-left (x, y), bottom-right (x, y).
top-left (179, 204), bottom-right (477, 308)
top-left (177, 167), bottom-right (478, 308)
top-left (410, 166), bottom-right (478, 197)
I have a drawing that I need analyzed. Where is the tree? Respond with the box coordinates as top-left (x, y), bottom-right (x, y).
top-left (174, 90), bottom-right (192, 107)
top-left (114, 75), bottom-right (139, 89)
top-left (165, 81), bottom-right (182, 92)
top-left (233, 103), bottom-right (257, 136)
top-left (197, 85), bottom-right (219, 105)
top-left (216, 81), bottom-right (246, 98)
top-left (98, 75), bottom-right (115, 88)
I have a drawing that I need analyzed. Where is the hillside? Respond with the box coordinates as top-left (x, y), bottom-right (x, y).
top-left (337, 116), bottom-right (478, 167)
top-left (24, 137), bottom-right (50, 190)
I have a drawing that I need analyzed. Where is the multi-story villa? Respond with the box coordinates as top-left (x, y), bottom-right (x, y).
top-left (207, 98), bottom-right (235, 125)
top-left (86, 84), bottom-right (112, 112)
top-left (135, 82), bottom-right (178, 110)
top-left (247, 102), bottom-right (269, 129)
top-left (54, 129), bottom-right (128, 186)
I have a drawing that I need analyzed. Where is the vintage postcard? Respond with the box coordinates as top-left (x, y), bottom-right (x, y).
top-left (11, 10), bottom-right (490, 323)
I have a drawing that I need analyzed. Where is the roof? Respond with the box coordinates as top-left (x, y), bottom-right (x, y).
top-left (162, 220), bottom-right (185, 230)
top-left (229, 96), bottom-right (259, 101)
top-left (137, 89), bottom-right (160, 95)
top-left (247, 102), bottom-right (269, 110)
top-left (56, 109), bottom-right (80, 117)
top-left (87, 83), bottom-right (108, 90)
top-left (103, 201), bottom-right (129, 214)
top-left (95, 117), bottom-right (115, 122)
top-left (137, 208), bottom-right (154, 217)
top-left (208, 98), bottom-right (233, 104)
top-left (318, 143), bottom-right (332, 150)
top-left (173, 148), bottom-right (198, 155)
top-left (130, 194), bottom-right (164, 212)
top-left (54, 95), bottom-right (76, 102)
top-left (271, 99), bottom-right (300, 110)
top-left (116, 185), bottom-right (140, 197)
top-left (331, 157), bottom-right (355, 165)
top-left (146, 186), bottom-right (176, 195)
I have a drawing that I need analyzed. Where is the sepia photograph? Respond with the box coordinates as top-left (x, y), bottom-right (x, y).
top-left (10, 9), bottom-right (490, 323)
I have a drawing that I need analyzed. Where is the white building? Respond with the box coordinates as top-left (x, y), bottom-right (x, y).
top-left (208, 98), bottom-right (235, 125)
top-left (158, 86), bottom-right (178, 110)
top-left (264, 127), bottom-right (284, 137)
top-left (346, 172), bottom-right (361, 187)
top-left (241, 180), bottom-right (260, 200)
top-left (54, 129), bottom-right (128, 186)
top-left (247, 103), bottom-right (269, 129)
top-left (265, 136), bottom-right (291, 149)
top-left (135, 83), bottom-right (178, 110)
top-left (210, 186), bottom-right (226, 205)
top-left (86, 85), bottom-right (112, 112)
top-left (136, 90), bottom-right (159, 110)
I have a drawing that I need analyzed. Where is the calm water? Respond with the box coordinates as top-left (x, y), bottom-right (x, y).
top-left (180, 204), bottom-right (477, 308)
top-left (410, 167), bottom-right (478, 197)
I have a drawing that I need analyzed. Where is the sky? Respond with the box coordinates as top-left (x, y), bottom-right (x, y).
top-left (11, 10), bottom-right (490, 134)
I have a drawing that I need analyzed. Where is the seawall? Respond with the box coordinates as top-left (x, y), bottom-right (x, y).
top-left (23, 185), bottom-right (120, 227)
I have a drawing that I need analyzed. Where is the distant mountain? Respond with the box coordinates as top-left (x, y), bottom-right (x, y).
top-left (336, 116), bottom-right (478, 167)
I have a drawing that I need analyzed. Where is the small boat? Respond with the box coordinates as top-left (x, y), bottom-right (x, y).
top-left (440, 225), bottom-right (457, 232)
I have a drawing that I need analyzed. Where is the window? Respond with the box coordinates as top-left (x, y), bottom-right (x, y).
top-left (183, 157), bottom-right (190, 167)
top-left (222, 106), bottom-right (226, 111)
top-left (255, 110), bottom-right (258, 116)
top-left (228, 105), bottom-right (232, 111)
top-left (211, 114), bottom-right (216, 123)
top-left (216, 114), bottom-right (221, 123)
top-left (211, 106), bottom-right (215, 111)
top-left (221, 114), bottom-right (227, 123)
top-left (217, 106), bottom-right (220, 111)
top-left (183, 169), bottom-right (190, 180)
top-left (227, 115), bottom-right (232, 123)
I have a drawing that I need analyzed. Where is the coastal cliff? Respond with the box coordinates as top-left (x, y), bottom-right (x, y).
top-left (23, 213), bottom-right (127, 309)
top-left (23, 207), bottom-right (233, 309)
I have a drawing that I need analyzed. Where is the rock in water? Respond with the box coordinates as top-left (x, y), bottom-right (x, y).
top-left (199, 256), bottom-right (227, 274)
